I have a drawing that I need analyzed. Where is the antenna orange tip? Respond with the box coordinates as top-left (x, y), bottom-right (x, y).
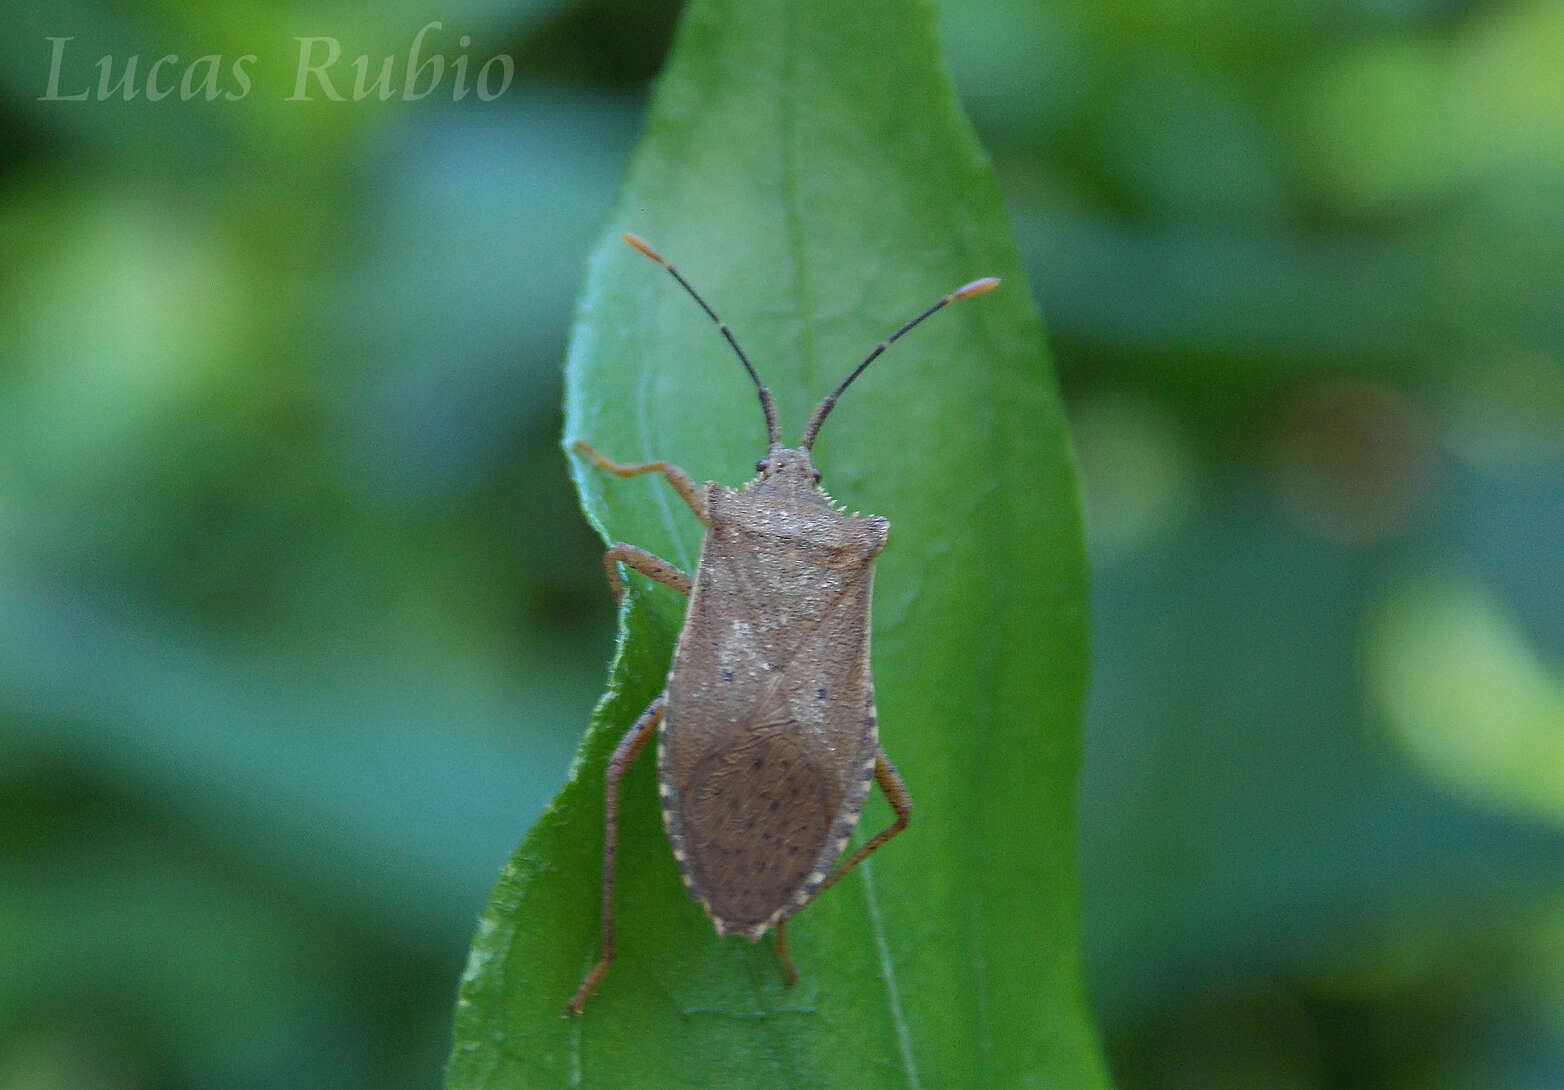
top-left (622, 232), bottom-right (665, 264)
top-left (952, 276), bottom-right (1001, 299)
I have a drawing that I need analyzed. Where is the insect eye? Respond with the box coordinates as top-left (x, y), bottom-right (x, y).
top-left (811, 468), bottom-right (822, 483)
top-left (755, 459), bottom-right (767, 473)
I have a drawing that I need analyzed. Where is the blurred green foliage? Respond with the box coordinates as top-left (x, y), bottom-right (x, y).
top-left (1, 0), bottom-right (1560, 1087)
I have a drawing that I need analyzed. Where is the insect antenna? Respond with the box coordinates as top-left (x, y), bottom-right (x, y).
top-left (623, 233), bottom-right (782, 447)
top-left (800, 275), bottom-right (1000, 451)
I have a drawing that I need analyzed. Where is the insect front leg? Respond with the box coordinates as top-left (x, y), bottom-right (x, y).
top-left (566, 693), bottom-right (666, 1015)
top-left (573, 439), bottom-right (709, 525)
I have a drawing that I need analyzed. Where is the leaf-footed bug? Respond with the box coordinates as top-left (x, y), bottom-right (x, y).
top-left (566, 232), bottom-right (999, 1013)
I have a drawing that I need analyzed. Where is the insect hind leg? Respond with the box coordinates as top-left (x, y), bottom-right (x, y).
top-left (566, 693), bottom-right (665, 1015)
top-left (774, 920), bottom-right (799, 987)
top-left (811, 749), bottom-right (912, 901)
top-left (767, 750), bottom-right (911, 990)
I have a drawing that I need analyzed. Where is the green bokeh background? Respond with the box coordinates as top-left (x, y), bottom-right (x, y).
top-left (3, 1), bottom-right (1561, 1088)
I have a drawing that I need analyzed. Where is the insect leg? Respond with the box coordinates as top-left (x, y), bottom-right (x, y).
top-left (774, 920), bottom-right (799, 987)
top-left (600, 544), bottom-right (691, 604)
top-left (811, 749), bottom-right (912, 900)
top-left (566, 693), bottom-right (666, 1015)
top-left (573, 439), bottom-right (709, 524)
top-left (766, 751), bottom-right (910, 987)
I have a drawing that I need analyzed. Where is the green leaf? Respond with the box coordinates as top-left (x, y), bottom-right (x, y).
top-left (446, 0), bottom-right (1106, 1086)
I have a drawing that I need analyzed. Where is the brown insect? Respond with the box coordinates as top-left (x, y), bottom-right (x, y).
top-left (566, 232), bottom-right (999, 1013)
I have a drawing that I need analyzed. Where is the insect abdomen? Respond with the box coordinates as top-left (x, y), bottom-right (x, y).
top-left (679, 731), bottom-right (836, 927)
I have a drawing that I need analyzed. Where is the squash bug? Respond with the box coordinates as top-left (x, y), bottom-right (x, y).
top-left (566, 232), bottom-right (998, 1013)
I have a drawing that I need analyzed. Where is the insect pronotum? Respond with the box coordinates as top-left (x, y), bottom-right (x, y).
top-left (566, 232), bottom-right (999, 1013)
